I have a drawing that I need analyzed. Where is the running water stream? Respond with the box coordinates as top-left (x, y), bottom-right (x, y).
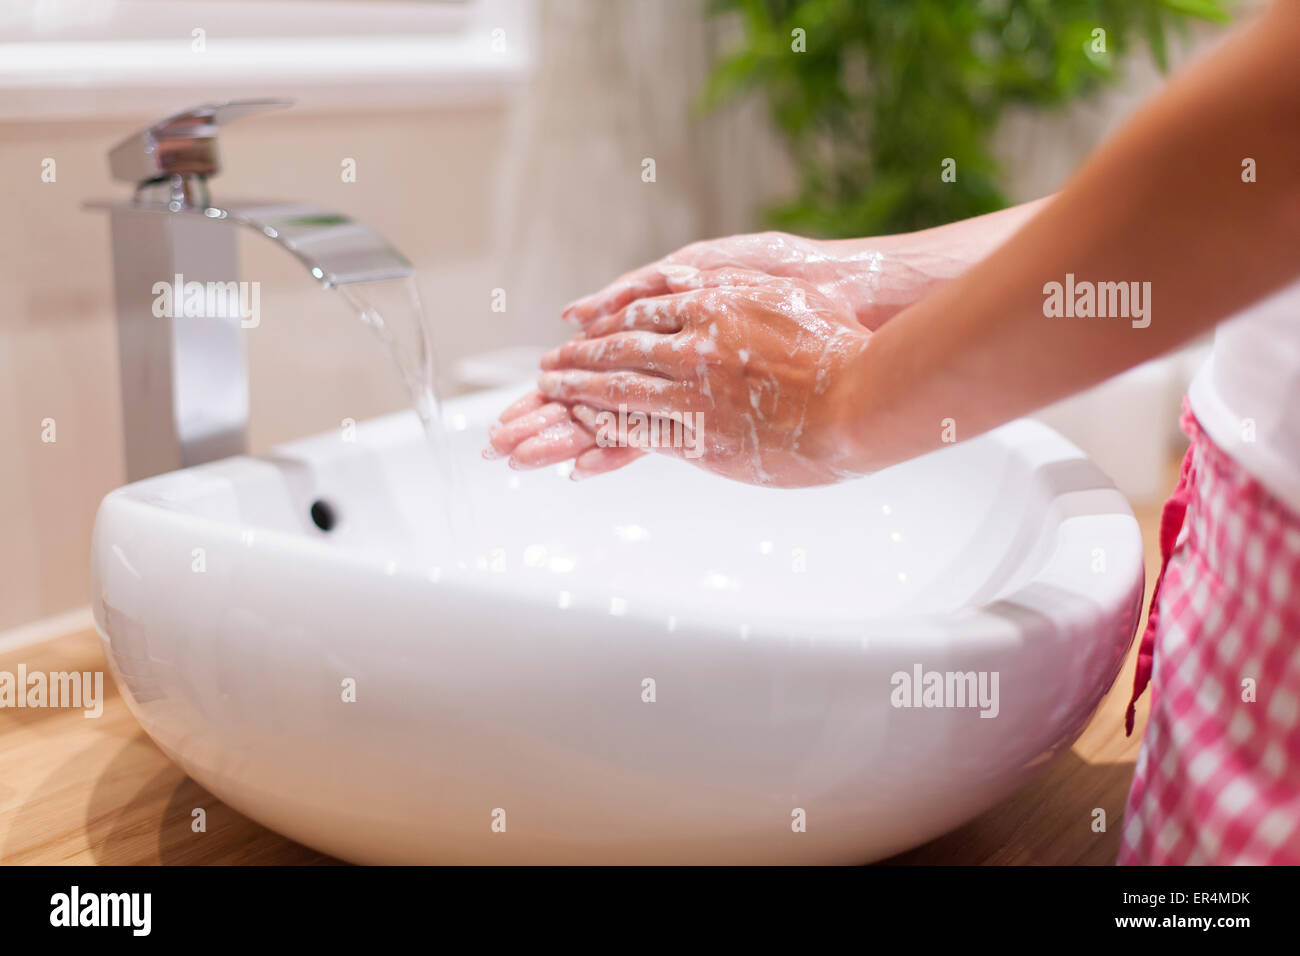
top-left (337, 276), bottom-right (477, 559)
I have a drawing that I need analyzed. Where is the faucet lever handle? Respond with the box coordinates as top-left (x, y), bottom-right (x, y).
top-left (108, 99), bottom-right (292, 188)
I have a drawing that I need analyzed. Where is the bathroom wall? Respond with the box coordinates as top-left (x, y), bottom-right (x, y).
top-left (0, 0), bottom-right (1234, 634)
top-left (0, 0), bottom-right (794, 633)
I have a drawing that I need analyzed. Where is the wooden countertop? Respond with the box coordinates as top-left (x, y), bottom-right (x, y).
top-left (0, 471), bottom-right (1170, 866)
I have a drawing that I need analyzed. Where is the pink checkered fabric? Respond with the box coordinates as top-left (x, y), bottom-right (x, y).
top-left (1119, 402), bottom-right (1300, 865)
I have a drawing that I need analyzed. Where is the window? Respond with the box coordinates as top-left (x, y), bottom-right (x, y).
top-left (0, 0), bottom-right (532, 120)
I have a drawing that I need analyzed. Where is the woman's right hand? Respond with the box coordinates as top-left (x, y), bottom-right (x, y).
top-left (538, 266), bottom-right (874, 488)
top-left (483, 388), bottom-right (645, 479)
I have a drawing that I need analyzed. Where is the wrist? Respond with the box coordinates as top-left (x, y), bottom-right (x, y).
top-left (816, 199), bottom-right (1053, 330)
top-left (825, 332), bottom-right (883, 478)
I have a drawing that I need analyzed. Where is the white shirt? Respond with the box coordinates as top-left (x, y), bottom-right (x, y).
top-left (1188, 281), bottom-right (1300, 516)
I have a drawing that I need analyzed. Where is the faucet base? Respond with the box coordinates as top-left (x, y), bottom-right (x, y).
top-left (105, 207), bottom-right (249, 482)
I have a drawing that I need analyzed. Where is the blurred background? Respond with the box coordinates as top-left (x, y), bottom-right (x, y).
top-left (0, 0), bottom-right (1242, 635)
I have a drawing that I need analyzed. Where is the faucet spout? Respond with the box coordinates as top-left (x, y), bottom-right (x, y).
top-left (87, 100), bottom-right (415, 481)
top-left (219, 202), bottom-right (413, 288)
top-left (93, 196), bottom-right (414, 289)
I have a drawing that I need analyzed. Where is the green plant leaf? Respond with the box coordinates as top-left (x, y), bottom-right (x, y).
top-left (1159, 0), bottom-right (1231, 24)
top-left (700, 0), bottom-right (1232, 236)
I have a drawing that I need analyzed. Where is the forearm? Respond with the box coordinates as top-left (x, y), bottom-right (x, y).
top-left (818, 198), bottom-right (1053, 327)
top-left (825, 196), bottom-right (1052, 264)
top-left (842, 0), bottom-right (1300, 472)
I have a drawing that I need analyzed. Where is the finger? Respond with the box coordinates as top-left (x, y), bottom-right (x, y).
top-left (572, 402), bottom-right (699, 451)
top-left (561, 267), bottom-right (669, 327)
top-left (483, 401), bottom-right (571, 459)
top-left (541, 330), bottom-right (684, 376)
top-left (581, 291), bottom-right (696, 340)
top-left (497, 390), bottom-right (548, 423)
top-left (537, 370), bottom-right (691, 417)
top-left (560, 262), bottom-right (701, 327)
top-left (661, 264), bottom-right (772, 294)
top-left (571, 445), bottom-right (644, 481)
top-left (508, 421), bottom-right (597, 470)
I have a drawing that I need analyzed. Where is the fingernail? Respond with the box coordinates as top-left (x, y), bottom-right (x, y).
top-left (540, 348), bottom-right (560, 367)
top-left (570, 467), bottom-right (590, 482)
top-left (658, 263), bottom-right (699, 281)
top-left (572, 404), bottom-right (596, 425)
top-left (538, 371), bottom-right (561, 394)
top-left (482, 444), bottom-right (504, 460)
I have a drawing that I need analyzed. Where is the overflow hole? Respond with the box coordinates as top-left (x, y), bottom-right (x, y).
top-left (310, 499), bottom-right (337, 532)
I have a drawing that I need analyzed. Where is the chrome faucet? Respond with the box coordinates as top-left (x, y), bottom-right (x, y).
top-left (88, 99), bottom-right (413, 482)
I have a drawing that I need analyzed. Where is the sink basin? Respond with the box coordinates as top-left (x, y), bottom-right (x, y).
top-left (90, 384), bottom-right (1143, 864)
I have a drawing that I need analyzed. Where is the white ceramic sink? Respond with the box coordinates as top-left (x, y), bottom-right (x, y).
top-left (91, 384), bottom-right (1143, 864)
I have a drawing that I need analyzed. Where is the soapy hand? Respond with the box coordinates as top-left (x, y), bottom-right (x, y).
top-left (560, 231), bottom-right (906, 333)
top-left (482, 389), bottom-right (645, 479)
top-left (533, 265), bottom-right (872, 487)
top-left (482, 220), bottom-right (1005, 480)
top-left (483, 232), bottom-right (895, 477)
top-left (483, 207), bottom-right (1049, 477)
